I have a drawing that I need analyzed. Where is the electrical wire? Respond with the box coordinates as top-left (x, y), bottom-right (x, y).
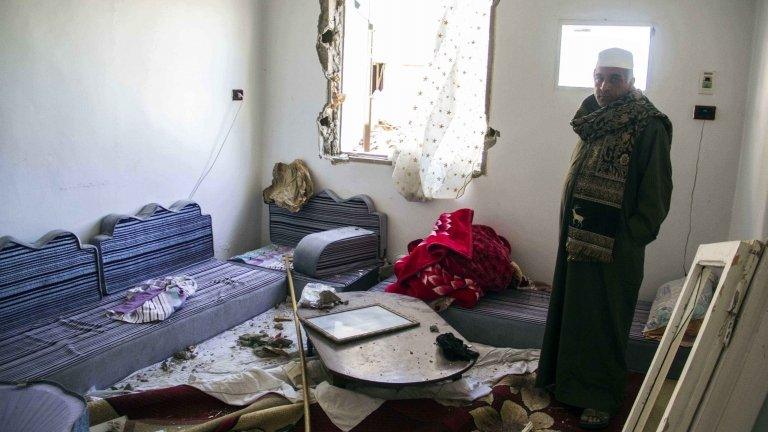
top-left (188, 100), bottom-right (244, 200)
top-left (682, 120), bottom-right (706, 276)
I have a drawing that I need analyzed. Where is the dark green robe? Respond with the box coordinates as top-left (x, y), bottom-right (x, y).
top-left (535, 94), bottom-right (673, 414)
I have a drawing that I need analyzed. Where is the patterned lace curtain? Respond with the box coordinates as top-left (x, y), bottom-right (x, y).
top-left (390, 0), bottom-right (494, 202)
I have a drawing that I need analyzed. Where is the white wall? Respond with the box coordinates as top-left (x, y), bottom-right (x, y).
top-left (735, 3), bottom-right (768, 427)
top-left (731, 0), bottom-right (768, 241)
top-left (259, 0), bottom-right (756, 300)
top-left (0, 0), bottom-right (263, 257)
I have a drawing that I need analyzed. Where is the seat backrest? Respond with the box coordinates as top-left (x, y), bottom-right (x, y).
top-left (93, 201), bottom-right (213, 294)
top-left (0, 231), bottom-right (102, 332)
top-left (268, 189), bottom-right (388, 258)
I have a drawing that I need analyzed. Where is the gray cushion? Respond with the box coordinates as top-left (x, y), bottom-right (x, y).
top-left (0, 231), bottom-right (102, 333)
top-left (293, 227), bottom-right (380, 278)
top-left (0, 259), bottom-right (285, 393)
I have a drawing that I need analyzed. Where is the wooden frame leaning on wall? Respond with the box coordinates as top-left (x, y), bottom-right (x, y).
top-left (623, 239), bottom-right (768, 432)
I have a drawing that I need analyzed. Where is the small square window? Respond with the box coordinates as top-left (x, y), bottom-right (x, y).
top-left (558, 24), bottom-right (652, 90)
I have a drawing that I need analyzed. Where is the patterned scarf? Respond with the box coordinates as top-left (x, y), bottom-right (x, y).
top-left (566, 90), bottom-right (670, 263)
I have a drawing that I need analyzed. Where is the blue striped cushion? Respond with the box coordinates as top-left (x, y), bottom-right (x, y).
top-left (370, 276), bottom-right (651, 341)
top-left (269, 189), bottom-right (388, 258)
top-left (0, 259), bottom-right (285, 389)
top-left (93, 201), bottom-right (214, 294)
top-left (0, 231), bottom-right (102, 333)
top-left (290, 264), bottom-right (380, 293)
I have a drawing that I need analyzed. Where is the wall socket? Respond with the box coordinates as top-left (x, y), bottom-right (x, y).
top-left (694, 105), bottom-right (716, 120)
top-left (232, 89), bottom-right (244, 101)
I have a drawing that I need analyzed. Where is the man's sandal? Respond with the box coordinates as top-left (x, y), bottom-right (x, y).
top-left (579, 408), bottom-right (610, 430)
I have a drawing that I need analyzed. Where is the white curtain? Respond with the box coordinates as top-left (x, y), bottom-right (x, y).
top-left (390, 0), bottom-right (493, 201)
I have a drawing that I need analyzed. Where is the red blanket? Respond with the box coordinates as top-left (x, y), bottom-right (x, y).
top-left (386, 209), bottom-right (514, 308)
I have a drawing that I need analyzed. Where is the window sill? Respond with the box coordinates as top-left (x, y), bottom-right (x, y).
top-left (342, 153), bottom-right (393, 166)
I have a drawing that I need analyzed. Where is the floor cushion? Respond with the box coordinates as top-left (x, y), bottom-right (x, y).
top-left (370, 276), bottom-right (689, 376)
top-left (0, 259), bottom-right (286, 393)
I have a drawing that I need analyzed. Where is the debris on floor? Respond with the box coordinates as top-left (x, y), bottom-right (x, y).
top-left (254, 346), bottom-right (291, 358)
top-left (430, 324), bottom-right (439, 333)
top-left (238, 331), bottom-right (294, 350)
top-left (318, 290), bottom-right (348, 308)
top-left (97, 301), bottom-right (304, 394)
top-left (172, 345), bottom-right (197, 361)
top-left (269, 334), bottom-right (293, 348)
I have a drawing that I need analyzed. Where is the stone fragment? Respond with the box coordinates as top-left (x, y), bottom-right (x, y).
top-left (172, 345), bottom-right (197, 361)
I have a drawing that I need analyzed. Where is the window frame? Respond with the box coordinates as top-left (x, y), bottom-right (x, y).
top-left (554, 20), bottom-right (655, 91)
top-left (317, 0), bottom-right (500, 170)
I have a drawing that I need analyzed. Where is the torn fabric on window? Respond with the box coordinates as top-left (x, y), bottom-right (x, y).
top-left (390, 0), bottom-right (495, 201)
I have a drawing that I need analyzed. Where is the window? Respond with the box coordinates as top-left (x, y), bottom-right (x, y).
top-left (340, 0), bottom-right (446, 157)
top-left (316, 0), bottom-right (498, 201)
top-left (557, 24), bottom-right (652, 90)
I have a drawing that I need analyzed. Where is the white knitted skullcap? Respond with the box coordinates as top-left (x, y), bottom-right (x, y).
top-left (596, 48), bottom-right (634, 70)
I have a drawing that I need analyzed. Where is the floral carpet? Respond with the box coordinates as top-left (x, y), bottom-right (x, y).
top-left (91, 371), bottom-right (643, 432)
top-left (297, 372), bottom-right (644, 432)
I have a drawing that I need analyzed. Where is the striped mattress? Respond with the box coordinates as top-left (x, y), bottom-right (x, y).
top-left (368, 276), bottom-right (691, 375)
top-left (291, 264), bottom-right (380, 292)
top-left (370, 276), bottom-right (651, 342)
top-left (231, 257), bottom-right (380, 294)
top-left (0, 259), bottom-right (286, 392)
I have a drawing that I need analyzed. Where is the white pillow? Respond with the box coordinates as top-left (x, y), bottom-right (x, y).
top-left (643, 273), bottom-right (718, 335)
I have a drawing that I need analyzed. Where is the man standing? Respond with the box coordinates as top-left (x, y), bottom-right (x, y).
top-left (536, 48), bottom-right (673, 429)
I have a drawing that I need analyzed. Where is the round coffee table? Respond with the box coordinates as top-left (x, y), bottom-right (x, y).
top-left (297, 291), bottom-right (476, 387)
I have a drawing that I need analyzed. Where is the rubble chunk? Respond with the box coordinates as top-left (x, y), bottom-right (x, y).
top-left (172, 345), bottom-right (197, 361)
